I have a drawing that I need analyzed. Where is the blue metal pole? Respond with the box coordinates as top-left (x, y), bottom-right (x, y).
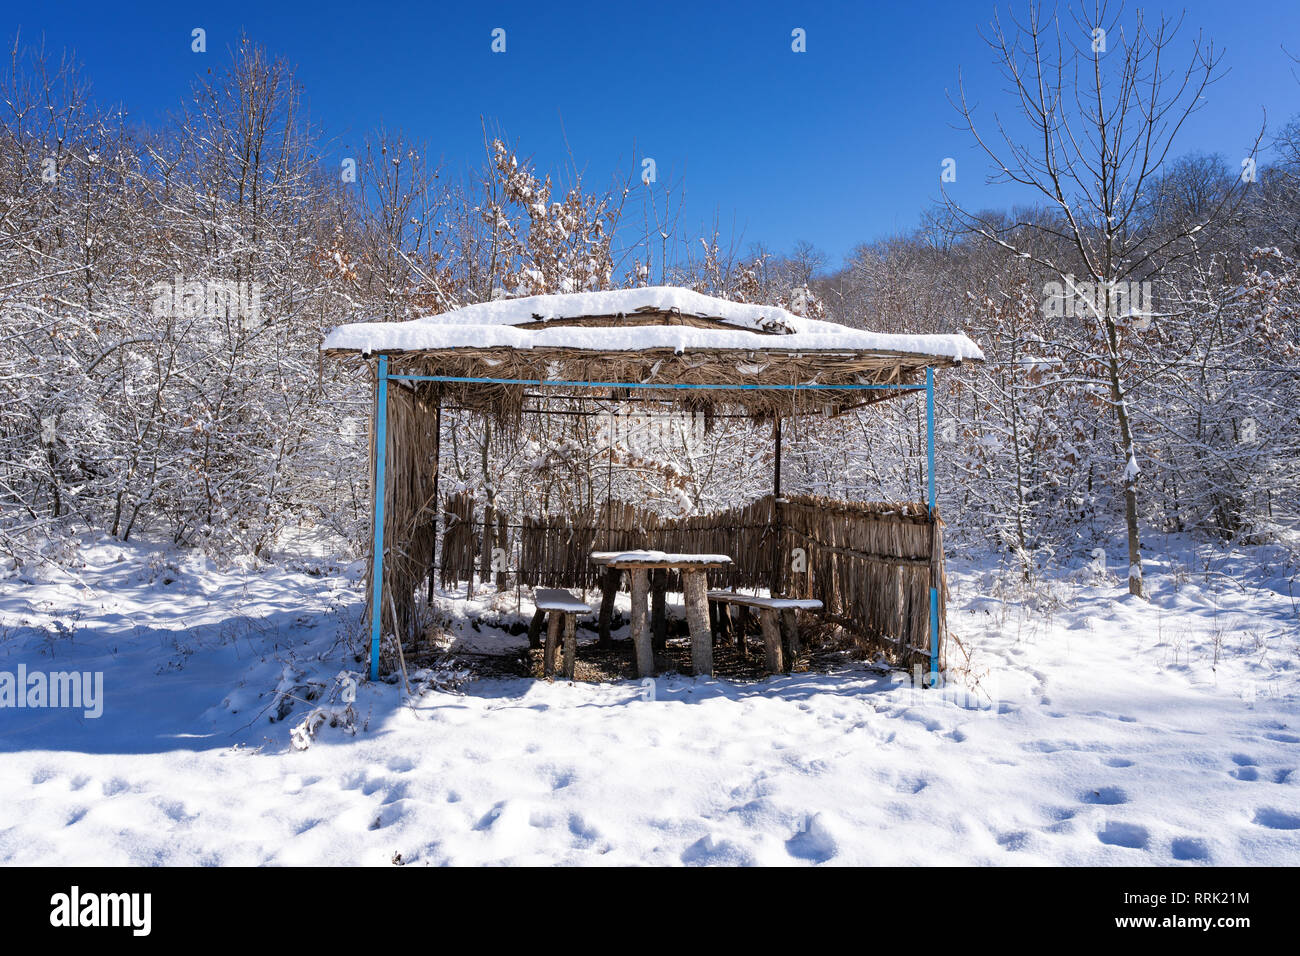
top-left (369, 355), bottom-right (390, 681)
top-left (926, 366), bottom-right (939, 687)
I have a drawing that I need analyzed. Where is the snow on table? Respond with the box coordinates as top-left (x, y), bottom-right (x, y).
top-left (590, 550), bottom-right (732, 567)
top-left (533, 588), bottom-right (594, 613)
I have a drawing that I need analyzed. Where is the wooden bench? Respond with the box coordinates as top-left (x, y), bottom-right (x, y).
top-left (707, 591), bottom-right (823, 674)
top-left (531, 589), bottom-right (594, 680)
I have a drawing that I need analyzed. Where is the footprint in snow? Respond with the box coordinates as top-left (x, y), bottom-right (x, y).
top-left (1170, 837), bottom-right (1210, 862)
top-left (154, 797), bottom-right (195, 824)
top-left (1085, 710), bottom-right (1137, 723)
top-left (380, 781), bottom-right (410, 804)
top-left (1025, 739), bottom-right (1084, 754)
top-left (1104, 757), bottom-right (1135, 768)
top-left (473, 801), bottom-right (509, 831)
top-left (1082, 786), bottom-right (1129, 806)
top-left (902, 711), bottom-right (943, 732)
top-left (567, 813), bottom-right (600, 843)
top-left (896, 777), bottom-right (929, 794)
top-left (369, 806), bottom-right (403, 830)
top-left (1252, 807), bottom-right (1300, 830)
top-left (1263, 732), bottom-right (1300, 744)
top-left (1097, 821), bottom-right (1150, 850)
top-left (549, 768), bottom-right (577, 791)
top-left (784, 813), bottom-right (838, 864)
top-left (997, 830), bottom-right (1032, 851)
top-left (1230, 766), bottom-right (1260, 782)
top-left (338, 770), bottom-right (367, 791)
top-left (682, 834), bottom-right (755, 866)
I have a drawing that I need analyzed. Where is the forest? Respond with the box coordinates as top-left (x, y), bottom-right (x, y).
top-left (2, 11), bottom-right (1297, 593)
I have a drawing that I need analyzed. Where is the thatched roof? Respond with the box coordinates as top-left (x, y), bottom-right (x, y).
top-left (324, 287), bottom-right (982, 416)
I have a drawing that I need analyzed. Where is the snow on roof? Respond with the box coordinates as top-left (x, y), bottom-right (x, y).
top-left (323, 286), bottom-right (985, 362)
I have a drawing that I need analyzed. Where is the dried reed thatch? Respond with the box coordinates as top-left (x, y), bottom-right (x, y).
top-left (369, 343), bottom-right (939, 428)
top-left (329, 304), bottom-right (973, 427)
top-left (365, 373), bottom-right (439, 669)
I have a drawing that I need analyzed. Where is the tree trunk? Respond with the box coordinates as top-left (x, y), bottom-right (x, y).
top-left (1104, 320), bottom-right (1144, 598)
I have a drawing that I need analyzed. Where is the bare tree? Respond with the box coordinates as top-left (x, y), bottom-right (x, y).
top-left (944, 1), bottom-right (1261, 595)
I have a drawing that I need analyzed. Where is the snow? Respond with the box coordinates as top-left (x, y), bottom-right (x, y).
top-left (1123, 449), bottom-right (1141, 481)
top-left (706, 591), bottom-right (824, 610)
top-left (533, 588), bottom-right (594, 613)
top-left (1, 535), bottom-right (1297, 866)
top-left (590, 550), bottom-right (733, 566)
top-left (323, 286), bottom-right (986, 363)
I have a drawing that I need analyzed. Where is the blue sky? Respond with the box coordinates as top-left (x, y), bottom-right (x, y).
top-left (14, 0), bottom-right (1300, 268)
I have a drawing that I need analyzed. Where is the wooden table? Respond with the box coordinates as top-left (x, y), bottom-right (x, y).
top-left (590, 550), bottom-right (732, 678)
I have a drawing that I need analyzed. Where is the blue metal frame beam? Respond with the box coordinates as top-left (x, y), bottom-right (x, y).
top-left (386, 373), bottom-right (925, 392)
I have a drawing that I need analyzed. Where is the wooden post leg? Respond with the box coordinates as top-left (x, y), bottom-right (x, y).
top-left (760, 608), bottom-right (782, 674)
top-left (629, 569), bottom-right (653, 677)
top-left (527, 607), bottom-right (545, 649)
top-left (597, 567), bottom-right (619, 648)
top-left (543, 612), bottom-right (561, 678)
top-left (561, 613), bottom-right (577, 679)
top-left (683, 570), bottom-right (712, 677)
top-left (651, 568), bottom-right (668, 651)
top-left (725, 605), bottom-right (743, 656)
top-left (780, 608), bottom-right (799, 672)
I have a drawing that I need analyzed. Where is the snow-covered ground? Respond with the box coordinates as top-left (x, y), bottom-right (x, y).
top-left (1, 534), bottom-right (1298, 866)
